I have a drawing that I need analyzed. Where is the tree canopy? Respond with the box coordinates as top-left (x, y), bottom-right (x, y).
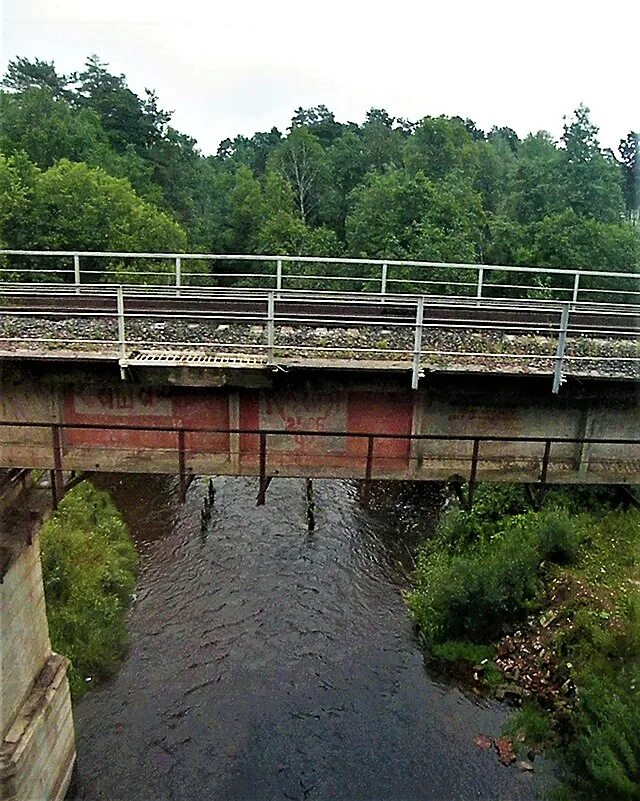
top-left (0, 55), bottom-right (637, 278)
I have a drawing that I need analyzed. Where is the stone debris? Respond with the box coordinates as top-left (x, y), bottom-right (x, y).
top-left (474, 733), bottom-right (493, 750)
top-left (495, 736), bottom-right (517, 766)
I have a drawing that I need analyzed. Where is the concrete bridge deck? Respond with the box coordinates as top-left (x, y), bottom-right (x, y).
top-left (0, 362), bottom-right (638, 492)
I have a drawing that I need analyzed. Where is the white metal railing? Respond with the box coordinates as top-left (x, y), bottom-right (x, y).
top-left (0, 283), bottom-right (637, 393)
top-left (0, 250), bottom-right (639, 304)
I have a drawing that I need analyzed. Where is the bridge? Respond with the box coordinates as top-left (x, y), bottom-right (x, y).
top-left (0, 250), bottom-right (639, 800)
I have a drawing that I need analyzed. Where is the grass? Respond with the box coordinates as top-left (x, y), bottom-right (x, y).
top-left (39, 481), bottom-right (138, 697)
top-left (505, 701), bottom-right (554, 752)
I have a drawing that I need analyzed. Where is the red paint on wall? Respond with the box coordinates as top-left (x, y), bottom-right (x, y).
top-left (238, 388), bottom-right (412, 474)
top-left (346, 391), bottom-right (413, 471)
top-left (61, 384), bottom-right (413, 474)
top-left (63, 386), bottom-right (230, 456)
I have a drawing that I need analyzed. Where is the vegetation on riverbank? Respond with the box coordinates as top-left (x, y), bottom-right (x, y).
top-left (406, 484), bottom-right (640, 799)
top-left (39, 481), bottom-right (138, 697)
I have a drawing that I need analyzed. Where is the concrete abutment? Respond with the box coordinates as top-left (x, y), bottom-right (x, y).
top-left (1, 501), bottom-right (75, 801)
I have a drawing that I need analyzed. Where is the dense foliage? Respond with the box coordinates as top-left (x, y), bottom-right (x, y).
top-left (0, 56), bottom-right (638, 280)
top-left (39, 481), bottom-right (138, 697)
top-left (406, 484), bottom-right (640, 800)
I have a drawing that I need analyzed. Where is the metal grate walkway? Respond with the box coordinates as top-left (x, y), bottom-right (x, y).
top-left (123, 351), bottom-right (268, 368)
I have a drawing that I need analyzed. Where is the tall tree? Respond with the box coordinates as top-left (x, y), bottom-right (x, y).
top-left (271, 127), bottom-right (329, 224)
top-left (1, 57), bottom-right (75, 99)
top-left (561, 105), bottom-right (625, 222)
top-left (346, 169), bottom-right (484, 262)
top-left (257, 170), bottom-right (340, 256)
top-left (618, 131), bottom-right (640, 219)
top-left (506, 132), bottom-right (564, 223)
top-left (360, 108), bottom-right (404, 173)
top-left (25, 159), bottom-right (186, 253)
top-left (289, 105), bottom-right (345, 147)
top-left (404, 116), bottom-right (476, 181)
top-left (77, 56), bottom-right (171, 155)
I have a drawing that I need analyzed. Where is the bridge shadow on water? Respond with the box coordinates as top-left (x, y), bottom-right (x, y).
top-left (71, 474), bottom-right (552, 801)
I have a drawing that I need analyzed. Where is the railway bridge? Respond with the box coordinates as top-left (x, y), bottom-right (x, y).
top-left (0, 251), bottom-right (638, 800)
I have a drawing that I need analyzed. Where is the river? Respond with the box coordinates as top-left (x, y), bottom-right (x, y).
top-left (71, 474), bottom-right (544, 801)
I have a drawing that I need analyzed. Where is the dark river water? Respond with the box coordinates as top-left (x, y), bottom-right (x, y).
top-left (72, 475), bottom-right (544, 801)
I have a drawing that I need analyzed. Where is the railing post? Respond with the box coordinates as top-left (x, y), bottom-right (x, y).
top-left (117, 285), bottom-right (126, 362)
top-left (73, 254), bottom-right (80, 293)
top-left (361, 434), bottom-right (375, 504)
top-left (51, 424), bottom-right (64, 509)
top-left (175, 256), bottom-right (181, 296)
top-left (276, 258), bottom-right (283, 294)
top-left (267, 290), bottom-right (275, 365)
top-left (552, 303), bottom-right (570, 394)
top-left (467, 438), bottom-right (480, 509)
top-left (178, 429), bottom-right (188, 503)
top-left (380, 263), bottom-right (388, 301)
top-left (411, 296), bottom-right (425, 390)
top-left (476, 266), bottom-right (484, 299)
top-left (572, 273), bottom-right (580, 304)
top-left (257, 432), bottom-right (269, 506)
top-left (539, 439), bottom-right (552, 485)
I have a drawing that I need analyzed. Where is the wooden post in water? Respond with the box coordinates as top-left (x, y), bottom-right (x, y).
top-left (305, 478), bottom-right (315, 532)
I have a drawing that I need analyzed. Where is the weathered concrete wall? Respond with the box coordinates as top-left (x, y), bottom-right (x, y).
top-left (0, 526), bottom-right (75, 801)
top-left (0, 361), bottom-right (637, 484)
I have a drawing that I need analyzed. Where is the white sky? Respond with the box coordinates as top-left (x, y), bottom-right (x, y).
top-left (1, 0), bottom-right (638, 155)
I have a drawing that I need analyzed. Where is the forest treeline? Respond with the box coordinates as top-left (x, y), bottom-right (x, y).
top-left (1, 55), bottom-right (639, 274)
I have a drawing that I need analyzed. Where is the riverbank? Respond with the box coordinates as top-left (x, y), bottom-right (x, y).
top-left (39, 481), bottom-right (138, 697)
top-left (406, 483), bottom-right (640, 799)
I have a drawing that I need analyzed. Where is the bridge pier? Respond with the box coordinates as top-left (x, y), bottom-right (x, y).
top-left (0, 503), bottom-right (75, 801)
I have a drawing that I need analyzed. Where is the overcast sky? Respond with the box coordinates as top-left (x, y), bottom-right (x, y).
top-left (2, 0), bottom-right (638, 155)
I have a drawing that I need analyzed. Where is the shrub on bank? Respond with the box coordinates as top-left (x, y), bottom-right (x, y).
top-left (39, 481), bottom-right (138, 696)
top-left (407, 507), bottom-right (584, 644)
top-left (567, 670), bottom-right (640, 800)
top-left (406, 483), bottom-right (640, 801)
top-left (407, 530), bottom-right (542, 643)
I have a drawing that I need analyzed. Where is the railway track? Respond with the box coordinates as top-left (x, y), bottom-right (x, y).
top-left (1, 286), bottom-right (638, 338)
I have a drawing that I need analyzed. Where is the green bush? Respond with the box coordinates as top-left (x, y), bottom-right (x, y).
top-left (530, 509), bottom-right (584, 565)
top-left (407, 498), bottom-right (588, 646)
top-left (40, 481), bottom-right (138, 696)
top-left (407, 483), bottom-right (640, 800)
top-left (431, 639), bottom-right (495, 665)
top-left (407, 529), bottom-right (543, 643)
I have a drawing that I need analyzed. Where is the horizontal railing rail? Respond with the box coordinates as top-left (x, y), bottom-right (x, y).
top-left (1, 249), bottom-right (639, 304)
top-left (2, 419), bottom-right (638, 503)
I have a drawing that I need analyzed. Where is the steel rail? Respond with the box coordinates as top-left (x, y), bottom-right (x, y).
top-left (2, 279), bottom-right (637, 308)
top-left (1, 251), bottom-right (638, 310)
top-left (0, 305), bottom-right (636, 336)
top-left (1, 280), bottom-right (637, 391)
top-left (2, 285), bottom-right (637, 318)
top-left (0, 282), bottom-right (639, 318)
top-left (0, 301), bottom-right (635, 337)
